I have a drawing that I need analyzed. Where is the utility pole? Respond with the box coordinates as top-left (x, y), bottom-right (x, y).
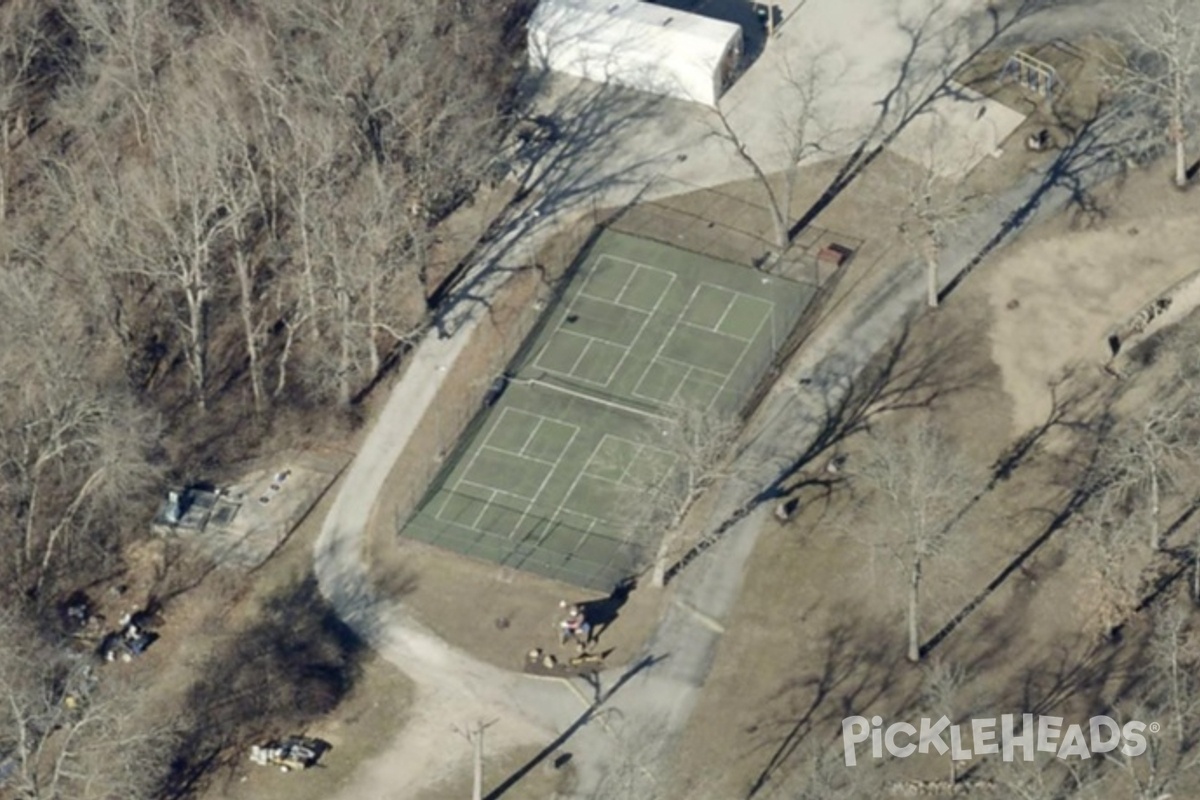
top-left (472, 722), bottom-right (484, 800)
top-left (456, 719), bottom-right (497, 800)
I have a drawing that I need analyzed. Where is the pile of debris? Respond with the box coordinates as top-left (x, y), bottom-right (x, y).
top-left (249, 736), bottom-right (329, 773)
top-left (98, 609), bottom-right (159, 664)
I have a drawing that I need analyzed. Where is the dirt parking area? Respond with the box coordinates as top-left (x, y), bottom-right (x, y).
top-left (666, 162), bottom-right (1200, 798)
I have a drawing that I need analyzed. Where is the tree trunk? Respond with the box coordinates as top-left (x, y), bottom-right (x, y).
top-left (908, 557), bottom-right (922, 662)
top-left (367, 270), bottom-right (381, 380)
top-left (34, 468), bottom-right (104, 597)
top-left (274, 314), bottom-right (298, 399)
top-left (472, 723), bottom-right (484, 800)
top-left (769, 203), bottom-right (788, 254)
top-left (297, 192), bottom-right (320, 341)
top-left (1193, 532), bottom-right (1200, 604)
top-left (651, 533), bottom-right (673, 588)
top-left (21, 475), bottom-right (41, 572)
top-left (183, 281), bottom-right (208, 412)
top-left (1175, 134), bottom-right (1188, 188)
top-left (1149, 459), bottom-right (1160, 550)
top-left (925, 254), bottom-right (939, 309)
top-left (233, 253), bottom-right (264, 414)
top-left (336, 282), bottom-right (353, 407)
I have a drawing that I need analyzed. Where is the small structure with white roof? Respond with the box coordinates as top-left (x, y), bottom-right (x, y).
top-left (527, 0), bottom-right (743, 107)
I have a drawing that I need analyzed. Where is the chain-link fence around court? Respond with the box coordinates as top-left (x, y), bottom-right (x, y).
top-left (399, 229), bottom-right (814, 589)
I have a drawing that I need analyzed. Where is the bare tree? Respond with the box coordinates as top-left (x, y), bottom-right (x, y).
top-left (710, 53), bottom-right (842, 254)
top-left (303, 162), bottom-right (427, 405)
top-left (0, 2), bottom-right (43, 224)
top-left (1101, 398), bottom-right (1200, 551)
top-left (922, 658), bottom-right (968, 786)
top-left (605, 403), bottom-right (741, 587)
top-left (852, 422), bottom-right (978, 662)
top-left (991, 749), bottom-right (1101, 800)
top-left (0, 257), bottom-right (160, 596)
top-left (0, 610), bottom-right (170, 799)
top-left (59, 0), bottom-right (180, 148)
top-left (887, 116), bottom-right (985, 309)
top-left (1102, 702), bottom-right (1200, 800)
top-left (1110, 0), bottom-right (1200, 188)
top-left (1071, 491), bottom-right (1148, 641)
top-left (1150, 601), bottom-right (1200, 748)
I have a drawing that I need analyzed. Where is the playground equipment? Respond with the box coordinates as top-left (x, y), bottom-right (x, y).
top-left (1004, 50), bottom-right (1060, 98)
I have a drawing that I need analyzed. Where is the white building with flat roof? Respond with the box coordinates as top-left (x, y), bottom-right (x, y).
top-left (527, 0), bottom-right (743, 107)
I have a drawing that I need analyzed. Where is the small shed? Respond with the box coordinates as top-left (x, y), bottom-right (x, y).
top-left (528, 0), bottom-right (743, 107)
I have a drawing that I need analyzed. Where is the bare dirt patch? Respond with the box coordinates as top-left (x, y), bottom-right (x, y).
top-left (982, 167), bottom-right (1200, 436)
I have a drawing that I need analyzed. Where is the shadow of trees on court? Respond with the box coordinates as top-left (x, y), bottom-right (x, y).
top-left (156, 572), bottom-right (390, 798)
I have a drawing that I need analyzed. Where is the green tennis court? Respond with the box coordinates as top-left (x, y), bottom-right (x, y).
top-left (399, 230), bottom-right (814, 590)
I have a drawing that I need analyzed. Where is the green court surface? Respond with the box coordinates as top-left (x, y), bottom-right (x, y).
top-left (399, 230), bottom-right (814, 590)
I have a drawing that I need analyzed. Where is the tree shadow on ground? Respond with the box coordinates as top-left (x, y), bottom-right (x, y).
top-left (1011, 635), bottom-right (1130, 721)
top-left (482, 653), bottom-right (666, 799)
top-left (155, 572), bottom-right (394, 799)
top-left (742, 617), bottom-right (918, 798)
top-left (428, 74), bottom-right (669, 338)
top-left (919, 404), bottom-right (1117, 661)
top-left (665, 310), bottom-right (989, 584)
top-left (565, 576), bottom-right (636, 646)
top-left (785, 0), bottom-right (1054, 243)
top-left (938, 88), bottom-right (1157, 302)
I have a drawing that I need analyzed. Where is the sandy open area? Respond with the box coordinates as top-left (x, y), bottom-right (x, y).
top-left (982, 177), bottom-right (1200, 436)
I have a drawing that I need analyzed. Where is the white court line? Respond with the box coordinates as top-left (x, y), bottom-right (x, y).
top-left (507, 422), bottom-right (581, 540)
top-left (601, 262), bottom-right (676, 390)
top-left (480, 444), bottom-right (558, 469)
top-left (700, 306), bottom-right (773, 412)
top-left (631, 282), bottom-right (713, 404)
top-left (466, 489), bottom-right (496, 529)
top-left (534, 323), bottom-right (644, 389)
top-left (440, 407), bottom-right (530, 519)
top-left (518, 417), bottom-right (545, 457)
top-left (525, 377), bottom-right (672, 422)
top-left (712, 288), bottom-right (739, 332)
top-left (590, 255), bottom-right (676, 311)
top-left (582, 434), bottom-right (678, 489)
top-left (439, 407), bottom-right (579, 536)
top-left (550, 438), bottom-right (612, 537)
top-left (534, 255), bottom-right (674, 389)
top-left (693, 282), bottom-right (778, 341)
top-left (632, 285), bottom-right (777, 408)
top-left (657, 353), bottom-right (727, 379)
top-left (675, 317), bottom-right (755, 344)
top-left (566, 337), bottom-right (595, 377)
top-left (537, 332), bottom-right (622, 388)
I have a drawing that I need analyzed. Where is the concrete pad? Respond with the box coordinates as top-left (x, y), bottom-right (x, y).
top-left (886, 82), bottom-right (1028, 178)
top-left (524, 0), bottom-right (1011, 214)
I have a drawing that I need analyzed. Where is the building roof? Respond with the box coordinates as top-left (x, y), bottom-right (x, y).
top-left (528, 0), bottom-right (742, 106)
